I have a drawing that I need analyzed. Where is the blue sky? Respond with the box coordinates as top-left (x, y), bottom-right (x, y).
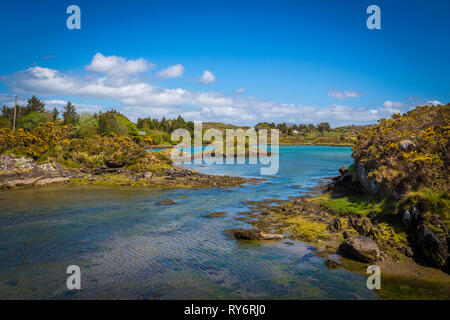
top-left (0, 0), bottom-right (449, 126)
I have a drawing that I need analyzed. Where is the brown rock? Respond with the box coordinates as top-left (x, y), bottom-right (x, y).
top-left (339, 235), bottom-right (381, 263)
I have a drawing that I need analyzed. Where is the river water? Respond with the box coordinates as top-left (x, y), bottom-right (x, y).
top-left (0, 146), bottom-right (377, 299)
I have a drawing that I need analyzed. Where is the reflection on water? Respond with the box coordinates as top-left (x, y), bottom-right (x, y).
top-left (0, 146), bottom-right (377, 299)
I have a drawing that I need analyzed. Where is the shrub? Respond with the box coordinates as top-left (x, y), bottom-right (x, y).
top-left (147, 130), bottom-right (163, 145)
top-left (0, 117), bottom-right (11, 128)
top-left (0, 123), bottom-right (76, 160)
top-left (117, 114), bottom-right (139, 137)
top-left (61, 134), bottom-right (146, 168)
top-left (17, 112), bottom-right (51, 131)
top-left (78, 113), bottom-right (99, 138)
top-left (352, 104), bottom-right (449, 197)
top-left (0, 127), bottom-right (48, 159)
top-left (97, 111), bottom-right (129, 137)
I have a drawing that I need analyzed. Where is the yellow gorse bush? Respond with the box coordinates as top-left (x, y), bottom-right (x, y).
top-left (0, 122), bottom-right (172, 171)
top-left (352, 104), bottom-right (449, 197)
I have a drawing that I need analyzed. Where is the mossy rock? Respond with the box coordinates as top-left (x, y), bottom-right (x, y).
top-left (202, 211), bottom-right (227, 218)
top-left (324, 259), bottom-right (343, 270)
top-left (157, 199), bottom-right (178, 205)
top-left (225, 228), bottom-right (261, 240)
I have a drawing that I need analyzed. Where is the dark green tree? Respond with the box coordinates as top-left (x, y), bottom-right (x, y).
top-left (24, 96), bottom-right (45, 114)
top-left (52, 107), bottom-right (59, 122)
top-left (1, 104), bottom-right (28, 127)
top-left (63, 102), bottom-right (79, 125)
top-left (97, 110), bottom-right (128, 136)
top-left (317, 122), bottom-right (331, 132)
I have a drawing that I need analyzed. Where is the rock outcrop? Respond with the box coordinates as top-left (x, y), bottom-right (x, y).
top-left (401, 210), bottom-right (414, 231)
top-left (0, 154), bottom-right (256, 190)
top-left (339, 235), bottom-right (381, 263)
top-left (400, 206), bottom-right (449, 272)
top-left (415, 224), bottom-right (448, 269)
top-left (357, 164), bottom-right (379, 194)
top-left (0, 154), bottom-right (82, 189)
top-left (326, 167), bottom-right (360, 194)
top-left (399, 140), bottom-right (415, 151)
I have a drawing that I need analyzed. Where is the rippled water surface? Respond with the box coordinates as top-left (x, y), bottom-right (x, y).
top-left (0, 146), bottom-right (377, 299)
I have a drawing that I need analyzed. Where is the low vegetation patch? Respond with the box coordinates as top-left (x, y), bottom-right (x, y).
top-left (285, 216), bottom-right (333, 242)
top-left (320, 194), bottom-right (396, 217)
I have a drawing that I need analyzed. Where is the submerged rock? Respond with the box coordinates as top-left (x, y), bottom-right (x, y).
top-left (157, 199), bottom-right (178, 205)
top-left (226, 228), bottom-right (261, 240)
top-left (225, 228), bottom-right (284, 240)
top-left (339, 235), bottom-right (381, 263)
top-left (202, 211), bottom-right (227, 218)
top-left (324, 259), bottom-right (343, 270)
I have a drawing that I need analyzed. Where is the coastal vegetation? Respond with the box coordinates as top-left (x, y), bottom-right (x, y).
top-left (0, 96), bottom-right (252, 189)
top-left (0, 97), bottom-right (169, 171)
top-left (137, 116), bottom-right (194, 145)
top-left (255, 121), bottom-right (367, 146)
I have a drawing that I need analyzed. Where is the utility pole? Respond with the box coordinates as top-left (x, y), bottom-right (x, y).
top-left (13, 96), bottom-right (17, 131)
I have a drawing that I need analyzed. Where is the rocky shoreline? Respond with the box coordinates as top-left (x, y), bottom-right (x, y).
top-left (0, 154), bottom-right (259, 190)
top-left (226, 169), bottom-right (450, 299)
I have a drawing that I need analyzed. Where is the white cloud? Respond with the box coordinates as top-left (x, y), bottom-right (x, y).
top-left (199, 70), bottom-right (216, 84)
top-left (0, 53), bottom-right (422, 126)
top-left (328, 89), bottom-right (364, 100)
top-left (427, 100), bottom-right (442, 106)
top-left (382, 100), bottom-right (406, 108)
top-left (381, 100), bottom-right (408, 114)
top-left (235, 87), bottom-right (246, 94)
top-left (156, 64), bottom-right (185, 78)
top-left (86, 53), bottom-right (151, 76)
top-left (44, 99), bottom-right (104, 114)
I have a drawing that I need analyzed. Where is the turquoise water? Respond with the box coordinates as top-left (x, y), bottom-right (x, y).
top-left (0, 146), bottom-right (377, 299)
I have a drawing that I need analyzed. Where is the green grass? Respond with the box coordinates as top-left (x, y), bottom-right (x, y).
top-left (399, 187), bottom-right (450, 218)
top-left (320, 194), bottom-right (395, 216)
top-left (285, 216), bottom-right (334, 242)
